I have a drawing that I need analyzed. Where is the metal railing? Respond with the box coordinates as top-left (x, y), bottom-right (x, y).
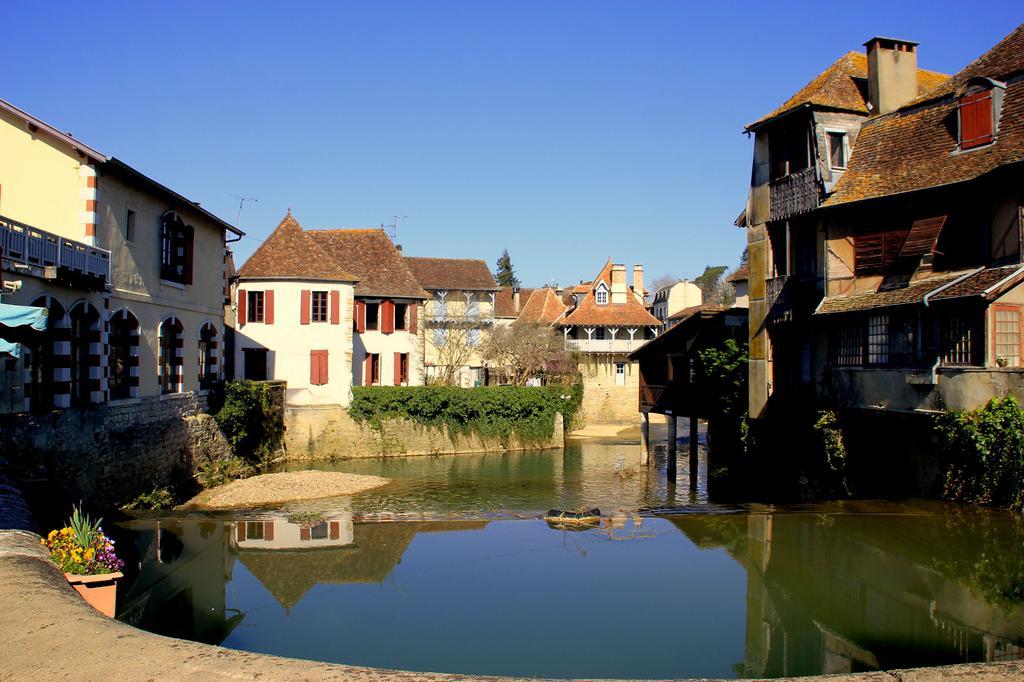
top-left (0, 214), bottom-right (110, 283)
top-left (566, 338), bottom-right (648, 353)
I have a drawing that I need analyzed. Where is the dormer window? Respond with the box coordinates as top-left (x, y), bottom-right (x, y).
top-left (595, 282), bottom-right (609, 305)
top-left (957, 78), bottom-right (1005, 151)
top-left (827, 131), bottom-right (848, 169)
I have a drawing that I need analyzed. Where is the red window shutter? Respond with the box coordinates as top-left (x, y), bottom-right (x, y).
top-left (183, 225), bottom-right (195, 285)
top-left (365, 354), bottom-right (373, 385)
top-left (236, 523), bottom-right (246, 542)
top-left (355, 300), bottom-right (366, 333)
top-left (394, 352), bottom-right (402, 385)
top-left (238, 289), bottom-right (247, 328)
top-left (961, 90), bottom-right (994, 149)
top-left (300, 290), bottom-right (311, 325)
top-left (265, 290), bottom-right (275, 324)
top-left (409, 303), bottom-right (418, 334)
top-left (310, 350), bottom-right (319, 384)
top-left (300, 527), bottom-right (310, 541)
top-left (330, 290), bottom-right (340, 325)
top-left (264, 522), bottom-right (275, 541)
top-left (329, 521), bottom-right (340, 540)
top-left (381, 300), bottom-right (395, 334)
top-left (320, 350), bottom-right (329, 384)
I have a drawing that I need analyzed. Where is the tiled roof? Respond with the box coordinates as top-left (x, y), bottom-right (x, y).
top-left (494, 287), bottom-right (534, 318)
top-left (238, 214), bottom-right (358, 282)
top-left (746, 51), bottom-right (948, 131)
top-left (307, 229), bottom-right (429, 299)
top-left (825, 25), bottom-right (1024, 207)
top-left (516, 288), bottom-right (568, 325)
top-left (726, 262), bottom-right (750, 283)
top-left (815, 265), bottom-right (1024, 315)
top-left (667, 304), bottom-right (730, 322)
top-left (559, 260), bottom-right (660, 328)
top-left (404, 257), bottom-right (498, 291)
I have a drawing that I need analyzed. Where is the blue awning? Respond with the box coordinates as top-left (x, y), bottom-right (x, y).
top-left (0, 302), bottom-right (47, 332)
top-left (0, 338), bottom-right (21, 358)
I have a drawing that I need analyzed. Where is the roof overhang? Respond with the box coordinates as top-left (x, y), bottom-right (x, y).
top-left (0, 97), bottom-right (107, 163)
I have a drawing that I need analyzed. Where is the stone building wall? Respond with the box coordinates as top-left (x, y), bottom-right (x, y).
top-left (576, 356), bottom-right (641, 426)
top-left (284, 405), bottom-right (564, 459)
top-left (0, 391), bottom-right (236, 509)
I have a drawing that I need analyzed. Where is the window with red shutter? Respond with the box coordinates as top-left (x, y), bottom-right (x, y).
top-left (330, 290), bottom-right (340, 325)
top-left (960, 89), bottom-right (994, 150)
top-left (381, 300), bottom-right (395, 334)
top-left (310, 349), bottom-right (329, 385)
top-left (238, 289), bottom-right (247, 327)
top-left (355, 300), bottom-right (366, 333)
top-left (394, 353), bottom-right (402, 385)
top-left (300, 290), bottom-right (311, 325)
top-left (265, 290), bottom-right (275, 324)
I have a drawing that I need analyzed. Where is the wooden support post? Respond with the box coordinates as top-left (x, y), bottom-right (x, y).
top-left (666, 414), bottom-right (677, 481)
top-left (640, 412), bottom-right (650, 466)
top-left (689, 416), bottom-right (699, 490)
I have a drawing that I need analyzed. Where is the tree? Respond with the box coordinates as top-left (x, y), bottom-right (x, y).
top-left (424, 323), bottom-right (484, 386)
top-left (649, 274), bottom-right (681, 296)
top-left (694, 265), bottom-right (735, 306)
top-left (494, 249), bottom-right (520, 288)
top-left (480, 323), bottom-right (577, 385)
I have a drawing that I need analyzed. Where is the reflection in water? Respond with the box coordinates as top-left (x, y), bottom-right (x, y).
top-left (116, 503), bottom-right (1024, 679)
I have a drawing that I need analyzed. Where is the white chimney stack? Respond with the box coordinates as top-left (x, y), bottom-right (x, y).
top-left (865, 37), bottom-right (919, 116)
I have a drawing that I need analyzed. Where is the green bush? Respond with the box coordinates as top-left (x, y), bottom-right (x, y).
top-left (349, 384), bottom-right (581, 446)
top-left (196, 456), bottom-right (253, 489)
top-left (937, 396), bottom-right (1024, 510)
top-left (214, 381), bottom-right (284, 463)
top-left (121, 487), bottom-right (176, 512)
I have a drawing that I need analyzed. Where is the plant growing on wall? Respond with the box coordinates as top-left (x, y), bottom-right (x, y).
top-left (480, 323), bottom-right (578, 385)
top-left (214, 381), bottom-right (284, 464)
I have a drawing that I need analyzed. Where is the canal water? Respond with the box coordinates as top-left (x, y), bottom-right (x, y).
top-left (114, 438), bottom-right (1024, 679)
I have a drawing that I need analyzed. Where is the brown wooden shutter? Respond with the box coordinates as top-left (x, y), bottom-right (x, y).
top-left (961, 90), bottom-right (994, 149)
top-left (355, 300), bottom-right (366, 333)
top-left (310, 350), bottom-right (319, 384)
top-left (238, 289), bottom-right (247, 328)
top-left (183, 225), bottom-right (194, 285)
top-left (364, 355), bottom-right (372, 385)
top-left (300, 527), bottom-right (310, 541)
top-left (394, 352), bottom-right (402, 385)
top-left (381, 300), bottom-right (395, 334)
top-left (265, 290), bottom-right (275, 324)
top-left (236, 523), bottom-right (246, 542)
top-left (264, 522), bottom-right (275, 541)
top-left (330, 290), bottom-right (340, 325)
top-left (320, 350), bottom-right (329, 384)
top-left (900, 216), bottom-right (948, 258)
top-left (855, 233), bottom-right (884, 275)
top-left (409, 303), bottom-right (418, 334)
top-left (300, 290), bottom-right (311, 325)
top-left (329, 521), bottom-right (340, 540)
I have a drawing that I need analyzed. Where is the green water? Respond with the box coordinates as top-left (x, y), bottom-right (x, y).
top-left (115, 440), bottom-right (1024, 679)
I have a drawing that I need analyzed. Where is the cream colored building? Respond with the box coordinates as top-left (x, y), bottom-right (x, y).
top-left (651, 279), bottom-right (702, 329)
top-left (0, 97), bottom-right (240, 412)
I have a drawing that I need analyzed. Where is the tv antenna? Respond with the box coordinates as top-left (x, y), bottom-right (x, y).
top-left (380, 215), bottom-right (408, 243)
top-left (231, 194), bottom-right (258, 227)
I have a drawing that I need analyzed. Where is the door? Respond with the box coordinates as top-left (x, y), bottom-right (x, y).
top-left (243, 348), bottom-right (268, 381)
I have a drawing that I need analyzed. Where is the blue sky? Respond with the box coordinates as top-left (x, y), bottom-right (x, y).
top-left (5, 2), bottom-right (1022, 286)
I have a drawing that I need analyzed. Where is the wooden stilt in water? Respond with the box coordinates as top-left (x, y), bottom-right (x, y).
top-left (640, 412), bottom-right (650, 466)
top-left (666, 414), bottom-right (677, 482)
top-left (689, 416), bottom-right (699, 490)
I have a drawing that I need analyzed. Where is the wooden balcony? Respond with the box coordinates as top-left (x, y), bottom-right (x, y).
top-left (0, 214), bottom-right (110, 288)
top-left (566, 338), bottom-right (648, 354)
top-left (639, 383), bottom-right (666, 409)
top-left (769, 168), bottom-right (820, 221)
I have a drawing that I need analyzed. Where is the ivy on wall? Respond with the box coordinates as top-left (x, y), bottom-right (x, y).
top-left (349, 383), bottom-right (582, 447)
top-left (214, 381), bottom-right (285, 463)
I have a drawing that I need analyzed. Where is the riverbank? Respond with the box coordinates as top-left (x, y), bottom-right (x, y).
top-left (180, 470), bottom-right (389, 510)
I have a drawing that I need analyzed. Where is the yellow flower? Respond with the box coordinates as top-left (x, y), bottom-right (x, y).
top-left (47, 530), bottom-right (57, 541)
top-left (84, 548), bottom-right (94, 561)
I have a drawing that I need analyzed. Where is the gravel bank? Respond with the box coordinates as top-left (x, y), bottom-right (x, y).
top-left (181, 470), bottom-right (389, 510)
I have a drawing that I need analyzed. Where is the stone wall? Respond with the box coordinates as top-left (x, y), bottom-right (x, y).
top-left (284, 405), bottom-right (564, 459)
top-left (576, 357), bottom-right (641, 426)
top-left (0, 391), bottom-right (234, 509)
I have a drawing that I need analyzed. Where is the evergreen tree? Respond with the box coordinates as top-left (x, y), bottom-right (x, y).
top-left (494, 249), bottom-right (520, 288)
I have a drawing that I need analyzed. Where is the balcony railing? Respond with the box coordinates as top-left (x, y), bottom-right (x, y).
top-left (0, 214), bottom-right (110, 284)
top-left (769, 167), bottom-right (820, 221)
top-left (566, 338), bottom-right (648, 353)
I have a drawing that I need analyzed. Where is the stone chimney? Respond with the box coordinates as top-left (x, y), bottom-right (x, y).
top-left (512, 287), bottom-right (521, 313)
top-left (633, 264), bottom-right (644, 297)
top-left (865, 37), bottom-right (919, 115)
top-left (395, 243), bottom-right (403, 253)
top-left (610, 264), bottom-right (627, 304)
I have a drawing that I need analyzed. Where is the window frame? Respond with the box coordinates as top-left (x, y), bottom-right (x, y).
top-left (825, 129), bottom-right (849, 170)
top-left (991, 304), bottom-right (1022, 368)
top-left (394, 302), bottom-right (408, 330)
top-left (595, 282), bottom-right (609, 305)
top-left (365, 302), bottom-right (380, 331)
top-left (247, 291), bottom-right (265, 323)
top-left (311, 291), bottom-right (328, 323)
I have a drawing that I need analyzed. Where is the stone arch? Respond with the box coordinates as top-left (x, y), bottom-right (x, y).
top-left (67, 300), bottom-right (103, 406)
top-left (108, 307), bottom-right (140, 400)
top-left (25, 295), bottom-right (69, 411)
top-left (197, 321), bottom-right (219, 390)
top-left (159, 315), bottom-right (184, 394)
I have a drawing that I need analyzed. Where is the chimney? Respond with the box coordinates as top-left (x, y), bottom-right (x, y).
top-left (633, 264), bottom-right (644, 297)
top-left (864, 37), bottom-right (919, 115)
top-left (395, 243), bottom-right (403, 253)
top-left (512, 287), bottom-right (521, 313)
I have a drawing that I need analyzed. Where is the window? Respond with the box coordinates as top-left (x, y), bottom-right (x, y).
top-left (834, 324), bottom-right (863, 366)
top-left (243, 348), bottom-right (268, 381)
top-left (468, 328), bottom-right (480, 346)
top-left (993, 305), bottom-right (1021, 367)
top-left (941, 315), bottom-right (979, 366)
top-left (827, 131), bottom-right (847, 169)
top-left (365, 353), bottom-right (381, 385)
top-left (395, 303), bottom-right (408, 330)
top-left (310, 349), bottom-right (329, 385)
top-left (245, 522), bottom-right (264, 541)
top-left (69, 302), bottom-right (100, 406)
top-left (467, 295), bottom-right (480, 320)
top-left (109, 310), bottom-right (138, 400)
top-left (396, 353), bottom-right (409, 385)
top-left (310, 522), bottom-right (329, 540)
top-left (434, 292), bottom-right (447, 320)
top-left (247, 291), bottom-right (264, 323)
top-left (366, 303), bottom-right (380, 330)
top-left (595, 328), bottom-right (606, 341)
top-left (159, 317), bottom-right (184, 394)
top-left (159, 211), bottom-right (194, 284)
top-left (595, 283), bottom-right (609, 305)
top-left (615, 362), bottom-right (625, 386)
top-left (125, 209), bottom-right (136, 242)
top-left (199, 323), bottom-right (218, 389)
top-left (960, 88), bottom-right (994, 150)
top-left (311, 291), bottom-right (328, 322)
top-left (867, 314), bottom-right (889, 365)
top-left (433, 328), bottom-right (448, 347)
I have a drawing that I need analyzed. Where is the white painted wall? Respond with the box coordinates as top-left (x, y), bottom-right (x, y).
top-left (353, 304), bottom-right (423, 386)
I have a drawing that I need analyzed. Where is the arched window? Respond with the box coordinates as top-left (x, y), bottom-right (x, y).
top-left (25, 296), bottom-right (68, 412)
top-left (198, 323), bottom-right (218, 389)
top-left (159, 317), bottom-right (184, 394)
top-left (69, 301), bottom-right (102, 406)
top-left (109, 309), bottom-right (140, 400)
top-left (160, 211), bottom-right (194, 285)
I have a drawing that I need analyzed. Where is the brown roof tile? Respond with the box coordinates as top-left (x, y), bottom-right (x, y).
top-left (559, 260), bottom-right (660, 328)
top-left (307, 229), bottom-right (428, 299)
top-left (932, 264), bottom-right (1024, 301)
top-left (747, 52), bottom-right (948, 130)
top-left (726, 262), bottom-right (749, 283)
top-left (494, 287), bottom-right (535, 318)
top-left (403, 257), bottom-right (498, 291)
top-left (515, 288), bottom-right (568, 325)
top-left (238, 213), bottom-right (358, 282)
top-left (825, 25), bottom-right (1024, 207)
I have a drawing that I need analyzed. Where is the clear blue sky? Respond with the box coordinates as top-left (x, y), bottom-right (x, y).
top-left (5, 2), bottom-right (1021, 286)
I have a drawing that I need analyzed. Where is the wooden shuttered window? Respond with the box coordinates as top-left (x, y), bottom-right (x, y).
top-left (960, 90), bottom-right (994, 150)
top-left (237, 289), bottom-right (247, 328)
top-left (354, 300), bottom-right (366, 333)
top-left (310, 349), bottom-right (328, 385)
top-left (855, 229), bottom-right (909, 275)
top-left (394, 353), bottom-right (402, 385)
top-left (300, 290), bottom-right (311, 324)
top-left (329, 522), bottom-right (340, 540)
top-left (899, 216), bottom-right (947, 258)
top-left (381, 300), bottom-right (395, 334)
top-left (330, 291), bottom-right (340, 325)
top-left (264, 522), bottom-right (275, 541)
top-left (264, 290), bottom-right (275, 324)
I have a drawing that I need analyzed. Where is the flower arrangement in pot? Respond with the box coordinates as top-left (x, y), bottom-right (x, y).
top-left (41, 504), bottom-right (124, 617)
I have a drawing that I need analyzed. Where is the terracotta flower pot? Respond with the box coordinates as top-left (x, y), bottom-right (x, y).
top-left (64, 571), bottom-right (122, 617)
